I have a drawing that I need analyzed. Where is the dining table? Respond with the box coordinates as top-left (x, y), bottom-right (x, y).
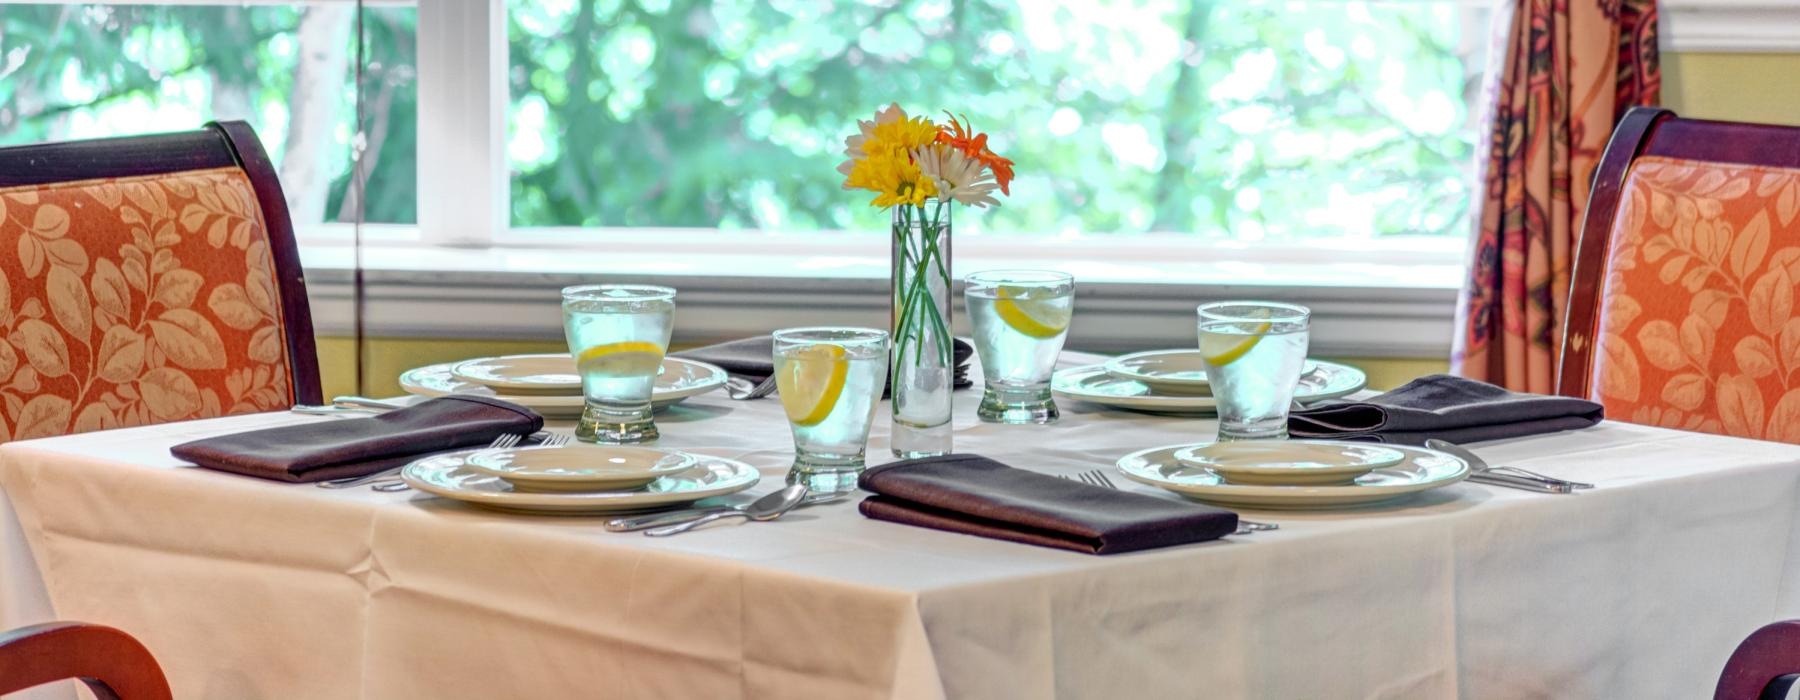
top-left (1, 351), bottom-right (1798, 699)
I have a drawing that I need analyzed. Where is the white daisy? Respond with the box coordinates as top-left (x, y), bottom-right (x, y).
top-left (913, 143), bottom-right (1001, 208)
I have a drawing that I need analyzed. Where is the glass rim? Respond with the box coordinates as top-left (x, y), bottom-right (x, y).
top-left (964, 269), bottom-right (1074, 285)
top-left (772, 326), bottom-right (890, 345)
top-left (1196, 300), bottom-right (1310, 323)
top-left (561, 284), bottom-right (677, 301)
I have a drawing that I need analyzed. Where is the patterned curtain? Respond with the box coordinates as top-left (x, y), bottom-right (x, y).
top-left (1451, 0), bottom-right (1660, 392)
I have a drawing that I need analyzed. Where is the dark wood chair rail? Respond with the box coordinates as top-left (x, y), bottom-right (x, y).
top-left (0, 621), bottom-right (171, 700)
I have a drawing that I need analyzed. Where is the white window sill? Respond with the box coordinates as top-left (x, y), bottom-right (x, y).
top-left (296, 226), bottom-right (1462, 358)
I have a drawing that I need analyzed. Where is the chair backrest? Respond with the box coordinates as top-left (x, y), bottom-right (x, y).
top-left (0, 621), bottom-right (171, 700)
top-left (1717, 620), bottom-right (1800, 700)
top-left (0, 121), bottom-right (320, 441)
top-left (1558, 107), bottom-right (1800, 442)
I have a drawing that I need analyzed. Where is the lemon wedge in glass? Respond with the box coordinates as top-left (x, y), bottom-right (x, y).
top-left (575, 340), bottom-right (665, 377)
top-left (994, 286), bottom-right (1071, 339)
top-left (777, 344), bottom-right (849, 427)
top-left (1199, 314), bottom-right (1272, 368)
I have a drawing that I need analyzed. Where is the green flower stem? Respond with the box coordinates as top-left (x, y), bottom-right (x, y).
top-left (891, 202), bottom-right (953, 397)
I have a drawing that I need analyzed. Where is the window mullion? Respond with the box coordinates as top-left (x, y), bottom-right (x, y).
top-left (416, 0), bottom-right (506, 247)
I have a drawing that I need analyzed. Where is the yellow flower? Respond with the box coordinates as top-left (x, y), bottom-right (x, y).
top-left (860, 114), bottom-right (939, 161)
top-left (837, 103), bottom-right (939, 182)
top-left (845, 151), bottom-right (939, 208)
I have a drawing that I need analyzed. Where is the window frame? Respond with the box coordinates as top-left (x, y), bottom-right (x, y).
top-left (40, 0), bottom-right (1777, 356)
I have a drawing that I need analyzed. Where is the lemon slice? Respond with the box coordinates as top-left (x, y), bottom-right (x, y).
top-left (993, 287), bottom-right (1070, 339)
top-left (575, 341), bottom-right (666, 377)
top-left (777, 344), bottom-right (849, 427)
top-left (1199, 312), bottom-right (1272, 368)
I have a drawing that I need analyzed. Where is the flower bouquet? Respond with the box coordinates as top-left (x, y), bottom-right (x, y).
top-left (838, 104), bottom-right (1014, 456)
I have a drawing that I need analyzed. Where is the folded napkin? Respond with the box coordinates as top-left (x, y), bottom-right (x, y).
top-left (1289, 374), bottom-right (1603, 446)
top-left (858, 454), bottom-right (1238, 555)
top-left (170, 396), bottom-right (543, 483)
top-left (673, 334), bottom-right (974, 393)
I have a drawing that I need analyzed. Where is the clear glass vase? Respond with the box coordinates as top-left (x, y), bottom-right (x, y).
top-left (889, 203), bottom-right (954, 458)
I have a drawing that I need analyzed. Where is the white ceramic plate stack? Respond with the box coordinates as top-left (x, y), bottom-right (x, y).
top-left (1051, 349), bottom-right (1366, 415)
top-left (402, 443), bottom-right (760, 515)
top-left (398, 354), bottom-right (728, 419)
top-left (1115, 440), bottom-right (1470, 509)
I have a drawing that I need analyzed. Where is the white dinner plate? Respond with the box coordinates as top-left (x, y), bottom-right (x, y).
top-left (450, 354), bottom-right (584, 395)
top-left (463, 444), bottom-right (697, 492)
top-left (1051, 359), bottom-right (1366, 415)
top-left (1172, 440), bottom-right (1408, 486)
top-left (1103, 349), bottom-right (1319, 395)
top-left (398, 357), bottom-right (726, 418)
top-left (1117, 443), bottom-right (1469, 509)
top-left (402, 450), bottom-right (760, 514)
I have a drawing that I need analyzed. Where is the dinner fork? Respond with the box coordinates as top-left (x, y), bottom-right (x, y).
top-left (1059, 469), bottom-right (1278, 535)
top-left (370, 431), bottom-right (572, 493)
top-left (318, 432), bottom-right (525, 489)
top-left (726, 374), bottom-right (779, 400)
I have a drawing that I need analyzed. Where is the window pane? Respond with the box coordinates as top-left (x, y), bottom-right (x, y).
top-left (0, 2), bottom-right (418, 225)
top-left (506, 0), bottom-right (1486, 240)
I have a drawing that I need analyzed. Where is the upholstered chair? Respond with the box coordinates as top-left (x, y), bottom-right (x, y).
top-left (0, 122), bottom-right (320, 441)
top-left (1558, 107), bottom-right (1800, 443)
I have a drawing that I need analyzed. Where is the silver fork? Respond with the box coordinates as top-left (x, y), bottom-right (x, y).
top-left (726, 375), bottom-right (779, 400)
top-left (321, 432), bottom-right (524, 490)
top-left (1067, 469), bottom-right (1278, 535)
top-left (363, 432), bottom-right (565, 493)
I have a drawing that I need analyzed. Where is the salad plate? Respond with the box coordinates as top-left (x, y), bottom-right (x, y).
top-left (1051, 360), bottom-right (1365, 415)
top-left (1116, 442), bottom-right (1469, 509)
top-left (402, 450), bottom-right (759, 514)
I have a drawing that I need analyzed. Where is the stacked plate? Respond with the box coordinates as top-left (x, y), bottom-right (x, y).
top-left (1115, 439), bottom-right (1470, 509)
top-left (401, 443), bottom-right (760, 514)
top-left (1051, 349), bottom-right (1367, 415)
top-left (399, 354), bottom-right (728, 419)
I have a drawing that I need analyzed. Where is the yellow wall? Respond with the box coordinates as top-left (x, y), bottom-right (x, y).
top-left (1663, 52), bottom-right (1800, 126)
top-left (317, 336), bottom-right (1456, 397)
top-left (316, 51), bottom-right (1799, 399)
top-left (318, 336), bottom-right (566, 398)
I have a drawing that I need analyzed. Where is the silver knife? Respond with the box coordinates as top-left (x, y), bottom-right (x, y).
top-left (604, 492), bottom-right (850, 532)
top-left (1466, 471), bottom-right (1575, 494)
top-left (1426, 439), bottom-right (1593, 493)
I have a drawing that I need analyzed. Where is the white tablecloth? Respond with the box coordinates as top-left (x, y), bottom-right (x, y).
top-left (2, 366), bottom-right (1800, 698)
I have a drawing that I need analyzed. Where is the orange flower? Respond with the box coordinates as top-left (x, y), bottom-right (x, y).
top-left (935, 113), bottom-right (1014, 196)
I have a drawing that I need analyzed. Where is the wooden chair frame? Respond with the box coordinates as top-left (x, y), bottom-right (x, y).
top-left (1557, 106), bottom-right (1800, 399)
top-left (0, 120), bottom-right (322, 405)
top-left (0, 622), bottom-right (171, 699)
top-left (1717, 620), bottom-right (1800, 700)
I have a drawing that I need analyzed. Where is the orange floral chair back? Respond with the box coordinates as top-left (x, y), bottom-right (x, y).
top-left (1561, 108), bottom-right (1800, 442)
top-left (0, 121), bottom-right (319, 441)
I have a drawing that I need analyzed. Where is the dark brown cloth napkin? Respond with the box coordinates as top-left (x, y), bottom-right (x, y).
top-left (673, 334), bottom-right (973, 394)
top-left (1289, 374), bottom-right (1603, 446)
top-left (169, 395), bottom-right (544, 483)
top-left (857, 454), bottom-right (1238, 555)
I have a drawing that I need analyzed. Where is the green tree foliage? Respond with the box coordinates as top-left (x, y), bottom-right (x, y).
top-left (1, 1), bottom-right (1479, 239)
top-left (0, 4), bottom-right (416, 224)
top-left (508, 0), bottom-right (1481, 239)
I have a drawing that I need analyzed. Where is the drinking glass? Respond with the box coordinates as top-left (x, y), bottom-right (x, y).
top-left (1196, 301), bottom-right (1310, 441)
top-left (774, 327), bottom-right (889, 494)
top-left (964, 270), bottom-right (1074, 424)
top-left (561, 284), bottom-right (676, 444)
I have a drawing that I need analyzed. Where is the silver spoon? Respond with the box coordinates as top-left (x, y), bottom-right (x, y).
top-left (606, 491), bottom-right (848, 532)
top-left (645, 484), bottom-right (809, 536)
